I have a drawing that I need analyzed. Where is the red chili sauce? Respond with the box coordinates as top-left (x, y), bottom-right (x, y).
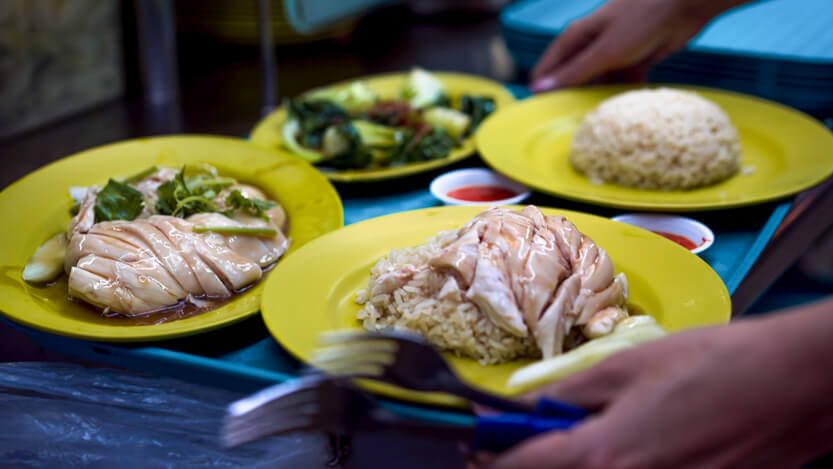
top-left (447, 185), bottom-right (516, 202)
top-left (651, 230), bottom-right (703, 250)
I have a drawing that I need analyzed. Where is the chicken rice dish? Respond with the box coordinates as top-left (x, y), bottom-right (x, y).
top-left (23, 165), bottom-right (290, 321)
top-left (356, 206), bottom-right (629, 365)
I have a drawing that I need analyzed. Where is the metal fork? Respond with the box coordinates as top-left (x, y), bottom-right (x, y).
top-left (313, 330), bottom-right (587, 419)
top-left (222, 375), bottom-right (363, 447)
top-left (222, 373), bottom-right (581, 454)
top-left (222, 374), bottom-right (472, 449)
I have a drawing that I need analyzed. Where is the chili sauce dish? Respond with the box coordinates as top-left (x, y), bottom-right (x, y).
top-left (611, 213), bottom-right (714, 254)
top-left (430, 168), bottom-right (530, 206)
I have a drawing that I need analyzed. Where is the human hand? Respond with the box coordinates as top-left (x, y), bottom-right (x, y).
top-left (469, 305), bottom-right (833, 468)
top-left (530, 0), bottom-right (741, 92)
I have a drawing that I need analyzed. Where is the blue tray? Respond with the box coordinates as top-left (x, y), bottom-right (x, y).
top-left (500, 0), bottom-right (833, 113)
top-left (17, 84), bottom-right (792, 420)
top-left (502, 0), bottom-right (833, 63)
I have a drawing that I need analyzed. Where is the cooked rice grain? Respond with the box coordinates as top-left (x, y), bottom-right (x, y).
top-left (356, 231), bottom-right (539, 365)
top-left (569, 88), bottom-right (741, 190)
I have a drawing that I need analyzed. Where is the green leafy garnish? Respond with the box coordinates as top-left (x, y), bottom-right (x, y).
top-left (94, 179), bottom-right (145, 222)
top-left (224, 190), bottom-right (277, 221)
top-left (122, 166), bottom-right (158, 184)
top-left (154, 167), bottom-right (276, 221)
top-left (154, 167), bottom-right (218, 218)
top-left (154, 179), bottom-right (179, 215)
top-left (193, 225), bottom-right (278, 237)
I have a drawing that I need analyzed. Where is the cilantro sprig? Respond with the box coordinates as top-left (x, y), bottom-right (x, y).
top-left (94, 179), bottom-right (145, 222)
top-left (155, 167), bottom-right (276, 221)
top-left (223, 189), bottom-right (277, 221)
top-left (84, 165), bottom-right (277, 228)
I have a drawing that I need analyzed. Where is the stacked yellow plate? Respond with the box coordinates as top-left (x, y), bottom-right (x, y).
top-left (175, 0), bottom-right (357, 45)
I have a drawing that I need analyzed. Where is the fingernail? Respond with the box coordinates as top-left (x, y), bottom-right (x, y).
top-left (531, 76), bottom-right (558, 93)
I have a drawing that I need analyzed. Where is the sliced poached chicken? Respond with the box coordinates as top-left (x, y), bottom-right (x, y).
top-left (63, 176), bottom-right (290, 316)
top-left (428, 206), bottom-right (628, 358)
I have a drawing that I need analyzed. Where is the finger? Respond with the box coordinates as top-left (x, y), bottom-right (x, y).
top-left (530, 16), bottom-right (604, 90)
top-left (548, 33), bottom-right (628, 89)
top-left (531, 17), bottom-right (601, 80)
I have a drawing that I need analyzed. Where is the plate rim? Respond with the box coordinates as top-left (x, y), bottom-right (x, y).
top-left (261, 204), bottom-right (732, 406)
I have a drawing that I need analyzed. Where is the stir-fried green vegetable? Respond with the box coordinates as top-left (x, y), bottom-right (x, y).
top-left (399, 67), bottom-right (447, 109)
top-left (423, 107), bottom-right (471, 139)
top-left (460, 95), bottom-right (496, 135)
top-left (280, 69), bottom-right (497, 170)
top-left (307, 82), bottom-right (378, 113)
top-left (94, 179), bottom-right (145, 222)
top-left (282, 119), bottom-right (325, 164)
top-left (288, 99), bottom-right (348, 144)
top-left (351, 120), bottom-right (406, 148)
top-left (399, 128), bottom-right (457, 162)
top-left (319, 123), bottom-right (373, 169)
top-left (318, 121), bottom-right (404, 169)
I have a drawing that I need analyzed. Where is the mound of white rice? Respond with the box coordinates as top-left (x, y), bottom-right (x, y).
top-left (356, 231), bottom-right (539, 365)
top-left (569, 88), bottom-right (741, 190)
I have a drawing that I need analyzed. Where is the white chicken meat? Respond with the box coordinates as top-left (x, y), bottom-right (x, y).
top-left (428, 206), bottom-right (628, 358)
top-left (63, 170), bottom-right (290, 316)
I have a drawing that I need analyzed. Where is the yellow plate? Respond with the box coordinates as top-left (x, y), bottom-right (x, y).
top-left (476, 85), bottom-right (833, 211)
top-left (262, 205), bottom-right (731, 407)
top-left (0, 136), bottom-right (343, 342)
top-left (249, 71), bottom-right (516, 183)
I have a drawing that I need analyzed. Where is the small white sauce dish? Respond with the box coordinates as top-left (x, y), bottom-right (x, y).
top-left (430, 168), bottom-right (531, 206)
top-left (611, 213), bottom-right (715, 254)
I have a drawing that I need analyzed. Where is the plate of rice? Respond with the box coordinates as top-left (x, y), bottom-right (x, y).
top-left (261, 205), bottom-right (730, 407)
top-left (476, 85), bottom-right (833, 211)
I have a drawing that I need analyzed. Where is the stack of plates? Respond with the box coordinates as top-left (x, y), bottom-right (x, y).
top-left (175, 0), bottom-right (358, 45)
top-left (501, 0), bottom-right (833, 113)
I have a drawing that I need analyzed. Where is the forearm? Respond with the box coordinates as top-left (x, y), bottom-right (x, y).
top-left (742, 296), bottom-right (833, 462)
top-left (762, 296), bottom-right (833, 380)
top-left (681, 0), bottom-right (760, 24)
top-left (755, 295), bottom-right (833, 363)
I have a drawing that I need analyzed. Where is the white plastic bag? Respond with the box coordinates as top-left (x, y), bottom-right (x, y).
top-left (0, 362), bottom-right (332, 468)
